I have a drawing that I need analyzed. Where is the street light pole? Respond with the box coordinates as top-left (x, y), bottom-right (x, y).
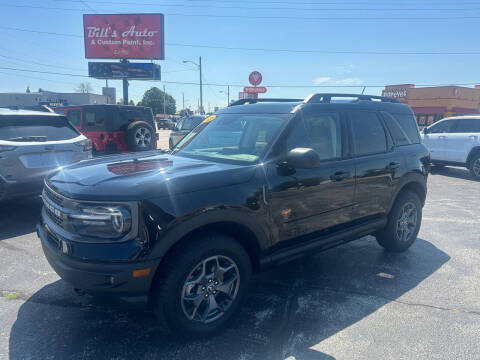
top-left (199, 56), bottom-right (203, 113)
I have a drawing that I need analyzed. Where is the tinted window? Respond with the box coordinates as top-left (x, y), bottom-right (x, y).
top-left (350, 112), bottom-right (387, 156)
top-left (453, 118), bottom-right (480, 133)
top-left (66, 109), bottom-right (81, 127)
top-left (393, 114), bottom-right (421, 143)
top-left (286, 112), bottom-right (342, 161)
top-left (383, 113), bottom-right (410, 146)
top-left (84, 108), bottom-right (106, 130)
top-left (0, 115), bottom-right (80, 141)
top-left (120, 108), bottom-right (154, 129)
top-left (428, 119), bottom-right (455, 133)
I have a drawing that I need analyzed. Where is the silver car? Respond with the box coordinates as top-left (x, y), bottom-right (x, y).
top-left (0, 109), bottom-right (92, 201)
top-left (169, 115), bottom-right (205, 148)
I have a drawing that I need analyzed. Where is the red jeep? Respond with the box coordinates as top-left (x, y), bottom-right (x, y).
top-left (54, 105), bottom-right (158, 155)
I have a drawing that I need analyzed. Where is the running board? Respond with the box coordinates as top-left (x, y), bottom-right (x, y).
top-left (261, 217), bottom-right (387, 268)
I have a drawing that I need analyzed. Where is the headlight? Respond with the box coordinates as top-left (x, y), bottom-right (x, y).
top-left (69, 205), bottom-right (132, 239)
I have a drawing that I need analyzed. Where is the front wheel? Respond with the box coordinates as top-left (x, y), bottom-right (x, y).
top-left (469, 153), bottom-right (480, 181)
top-left (151, 233), bottom-right (251, 337)
top-left (376, 191), bottom-right (422, 253)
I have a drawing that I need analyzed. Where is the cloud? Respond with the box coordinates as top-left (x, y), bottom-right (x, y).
top-left (313, 77), bottom-right (363, 86)
top-left (313, 77), bottom-right (332, 84)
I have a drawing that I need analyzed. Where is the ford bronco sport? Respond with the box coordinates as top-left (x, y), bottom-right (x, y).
top-left (38, 94), bottom-right (430, 337)
top-left (55, 105), bottom-right (157, 155)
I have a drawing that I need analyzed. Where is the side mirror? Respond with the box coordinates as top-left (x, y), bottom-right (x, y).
top-left (286, 148), bottom-right (320, 169)
top-left (423, 127), bottom-right (429, 134)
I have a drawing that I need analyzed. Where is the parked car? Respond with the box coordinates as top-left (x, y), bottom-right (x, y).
top-left (55, 105), bottom-right (157, 155)
top-left (169, 115), bottom-right (205, 148)
top-left (156, 118), bottom-right (173, 130)
top-left (38, 94), bottom-right (429, 337)
top-left (422, 115), bottom-right (480, 180)
top-left (0, 109), bottom-right (91, 201)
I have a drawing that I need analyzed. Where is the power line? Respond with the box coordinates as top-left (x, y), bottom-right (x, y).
top-left (52, 0), bottom-right (480, 11)
top-left (2, 4), bottom-right (480, 20)
top-left (1, 66), bottom-right (479, 89)
top-left (0, 26), bottom-right (478, 56)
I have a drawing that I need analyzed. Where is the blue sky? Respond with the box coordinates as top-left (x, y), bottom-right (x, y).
top-left (0, 0), bottom-right (480, 111)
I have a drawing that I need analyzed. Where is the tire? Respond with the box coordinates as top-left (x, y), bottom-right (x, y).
top-left (376, 191), bottom-right (422, 253)
top-left (151, 233), bottom-right (252, 338)
top-left (126, 121), bottom-right (155, 152)
top-left (469, 153), bottom-right (480, 181)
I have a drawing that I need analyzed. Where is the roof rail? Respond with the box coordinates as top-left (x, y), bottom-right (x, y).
top-left (229, 98), bottom-right (303, 107)
top-left (304, 93), bottom-right (399, 104)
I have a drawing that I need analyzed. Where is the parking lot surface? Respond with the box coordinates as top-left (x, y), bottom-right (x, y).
top-left (1, 147), bottom-right (479, 359)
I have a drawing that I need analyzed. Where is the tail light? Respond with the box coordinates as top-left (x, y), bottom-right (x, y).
top-left (75, 139), bottom-right (92, 152)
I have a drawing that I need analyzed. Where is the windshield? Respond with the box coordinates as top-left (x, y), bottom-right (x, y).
top-left (0, 115), bottom-right (80, 142)
top-left (172, 113), bottom-right (292, 164)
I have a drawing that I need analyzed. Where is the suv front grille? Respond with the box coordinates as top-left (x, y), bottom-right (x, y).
top-left (42, 186), bottom-right (68, 230)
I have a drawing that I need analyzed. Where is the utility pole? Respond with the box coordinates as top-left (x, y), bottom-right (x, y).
top-left (163, 85), bottom-right (166, 115)
top-left (182, 92), bottom-right (185, 110)
top-left (227, 85), bottom-right (230, 106)
top-left (121, 59), bottom-right (128, 105)
top-left (199, 56), bottom-right (203, 113)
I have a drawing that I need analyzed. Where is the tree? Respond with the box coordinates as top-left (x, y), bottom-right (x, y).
top-left (138, 87), bottom-right (176, 115)
top-left (76, 82), bottom-right (93, 93)
top-left (179, 108), bottom-right (192, 117)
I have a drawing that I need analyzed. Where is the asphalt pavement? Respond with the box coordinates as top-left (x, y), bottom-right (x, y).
top-left (0, 155), bottom-right (479, 359)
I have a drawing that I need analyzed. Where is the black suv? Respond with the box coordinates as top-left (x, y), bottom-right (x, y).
top-left (37, 94), bottom-right (430, 337)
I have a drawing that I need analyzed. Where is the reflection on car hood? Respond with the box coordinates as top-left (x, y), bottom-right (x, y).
top-left (46, 151), bottom-right (255, 201)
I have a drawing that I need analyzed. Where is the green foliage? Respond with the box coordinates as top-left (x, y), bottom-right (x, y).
top-left (138, 87), bottom-right (176, 115)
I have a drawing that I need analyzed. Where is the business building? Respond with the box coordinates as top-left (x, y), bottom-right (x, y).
top-left (382, 84), bottom-right (480, 126)
top-left (0, 88), bottom-right (115, 108)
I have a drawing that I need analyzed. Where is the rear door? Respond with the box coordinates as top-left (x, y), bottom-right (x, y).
top-left (0, 115), bottom-right (87, 181)
top-left (442, 118), bottom-right (480, 163)
top-left (348, 111), bottom-right (401, 220)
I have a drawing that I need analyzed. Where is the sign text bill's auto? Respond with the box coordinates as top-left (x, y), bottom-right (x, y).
top-left (83, 14), bottom-right (164, 59)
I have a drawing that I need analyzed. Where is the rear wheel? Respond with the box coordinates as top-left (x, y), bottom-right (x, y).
top-left (126, 121), bottom-right (155, 152)
top-left (376, 191), bottom-right (422, 253)
top-left (151, 233), bottom-right (251, 338)
top-left (469, 153), bottom-right (480, 181)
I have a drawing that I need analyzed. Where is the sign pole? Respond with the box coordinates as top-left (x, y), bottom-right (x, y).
top-left (121, 59), bottom-right (129, 105)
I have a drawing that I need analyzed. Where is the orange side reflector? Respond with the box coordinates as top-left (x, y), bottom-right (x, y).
top-left (133, 268), bottom-right (151, 278)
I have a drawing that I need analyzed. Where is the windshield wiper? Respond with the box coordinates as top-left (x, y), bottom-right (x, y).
top-left (7, 136), bottom-right (47, 142)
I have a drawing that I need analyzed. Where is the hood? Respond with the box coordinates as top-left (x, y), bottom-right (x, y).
top-left (46, 151), bottom-right (256, 201)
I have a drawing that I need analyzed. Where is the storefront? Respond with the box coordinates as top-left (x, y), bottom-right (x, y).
top-left (382, 84), bottom-right (480, 126)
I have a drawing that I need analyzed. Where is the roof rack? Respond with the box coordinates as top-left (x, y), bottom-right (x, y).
top-left (229, 98), bottom-right (303, 107)
top-left (304, 93), bottom-right (399, 104)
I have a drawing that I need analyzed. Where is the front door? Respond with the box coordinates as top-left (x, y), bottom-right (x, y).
top-left (422, 119), bottom-right (455, 161)
top-left (266, 108), bottom-right (355, 248)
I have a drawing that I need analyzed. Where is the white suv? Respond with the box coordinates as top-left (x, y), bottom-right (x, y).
top-left (421, 115), bottom-right (480, 180)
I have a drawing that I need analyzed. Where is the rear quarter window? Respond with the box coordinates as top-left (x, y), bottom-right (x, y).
top-left (0, 115), bottom-right (80, 141)
top-left (392, 113), bottom-right (421, 144)
top-left (382, 113), bottom-right (410, 146)
top-left (117, 108), bottom-right (154, 130)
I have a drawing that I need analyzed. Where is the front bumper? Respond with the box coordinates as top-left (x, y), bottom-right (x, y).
top-left (37, 222), bottom-right (160, 303)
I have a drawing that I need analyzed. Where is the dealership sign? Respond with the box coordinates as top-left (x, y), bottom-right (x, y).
top-left (88, 62), bottom-right (161, 79)
top-left (244, 86), bottom-right (267, 94)
top-left (83, 14), bottom-right (165, 59)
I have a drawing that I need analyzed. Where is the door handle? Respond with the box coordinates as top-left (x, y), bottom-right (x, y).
top-left (387, 161), bottom-right (401, 170)
top-left (330, 171), bottom-right (350, 182)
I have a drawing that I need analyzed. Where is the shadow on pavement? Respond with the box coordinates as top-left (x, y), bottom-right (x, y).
top-left (9, 237), bottom-right (449, 360)
top-left (0, 196), bottom-right (42, 241)
top-left (429, 166), bottom-right (475, 181)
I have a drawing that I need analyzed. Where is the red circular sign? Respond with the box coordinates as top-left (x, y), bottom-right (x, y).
top-left (249, 71), bottom-right (262, 86)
